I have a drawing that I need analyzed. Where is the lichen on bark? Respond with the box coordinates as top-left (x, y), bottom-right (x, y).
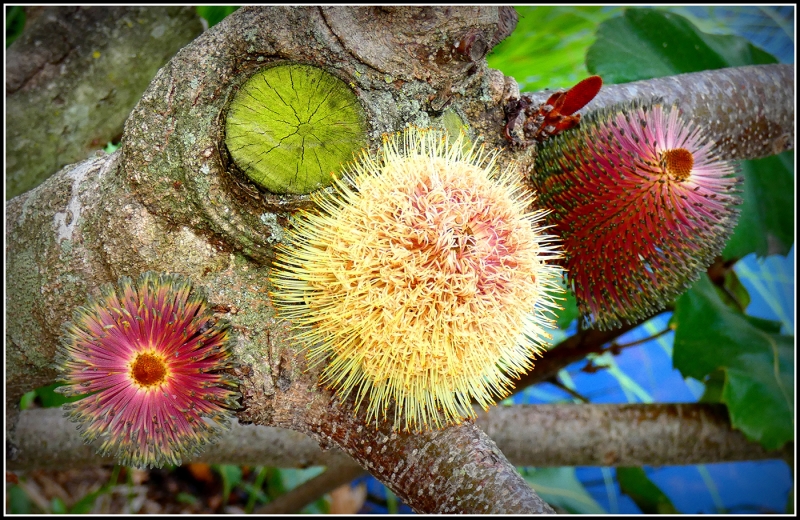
top-left (5, 6), bottom-right (204, 200)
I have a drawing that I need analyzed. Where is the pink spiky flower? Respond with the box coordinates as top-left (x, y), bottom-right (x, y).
top-left (533, 101), bottom-right (741, 329)
top-left (55, 272), bottom-right (240, 468)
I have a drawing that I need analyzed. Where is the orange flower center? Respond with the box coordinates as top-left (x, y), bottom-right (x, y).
top-left (131, 352), bottom-right (168, 388)
top-left (661, 148), bottom-right (694, 181)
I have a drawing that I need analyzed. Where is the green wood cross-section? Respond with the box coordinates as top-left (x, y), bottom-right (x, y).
top-left (225, 63), bottom-right (368, 195)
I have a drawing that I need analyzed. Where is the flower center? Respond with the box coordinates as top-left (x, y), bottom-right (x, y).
top-left (130, 352), bottom-right (168, 388)
top-left (661, 148), bottom-right (694, 181)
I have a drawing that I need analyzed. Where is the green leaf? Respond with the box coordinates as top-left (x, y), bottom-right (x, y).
top-left (196, 6), bottom-right (239, 28)
top-left (523, 467), bottom-right (606, 514)
top-left (276, 467), bottom-right (325, 491)
top-left (103, 141), bottom-right (121, 154)
top-left (19, 389), bottom-right (36, 410)
top-left (175, 492), bottom-right (199, 505)
top-left (68, 490), bottom-right (102, 514)
top-left (698, 369), bottom-right (726, 403)
top-left (556, 284), bottom-right (579, 330)
top-left (617, 467), bottom-right (679, 514)
top-left (7, 484), bottom-right (32, 514)
top-left (488, 6), bottom-right (624, 92)
top-left (723, 151), bottom-right (795, 259)
top-left (50, 497), bottom-right (67, 514)
top-left (302, 497), bottom-right (331, 515)
top-left (6, 5), bottom-right (26, 48)
top-left (586, 8), bottom-right (777, 84)
top-left (719, 267), bottom-right (751, 311)
top-left (36, 383), bottom-right (82, 408)
top-left (673, 275), bottom-right (794, 450)
top-left (213, 464), bottom-right (243, 505)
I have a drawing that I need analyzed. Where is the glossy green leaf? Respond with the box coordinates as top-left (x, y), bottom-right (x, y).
top-left (586, 8), bottom-right (777, 84)
top-left (723, 151), bottom-right (795, 259)
top-left (523, 467), bottom-right (606, 514)
top-left (673, 275), bottom-right (794, 450)
top-left (617, 467), bottom-right (679, 514)
top-left (488, 6), bottom-right (624, 92)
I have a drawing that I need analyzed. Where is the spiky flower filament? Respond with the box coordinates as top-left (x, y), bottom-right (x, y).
top-left (55, 272), bottom-right (240, 468)
top-left (271, 127), bottom-right (563, 431)
top-left (533, 101), bottom-right (741, 329)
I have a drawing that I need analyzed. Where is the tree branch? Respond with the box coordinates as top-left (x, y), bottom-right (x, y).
top-left (10, 404), bottom-right (790, 472)
top-left (5, 7), bottom-right (555, 513)
top-left (476, 404), bottom-right (793, 468)
top-left (523, 64), bottom-right (794, 161)
top-left (511, 313), bottom-right (664, 395)
top-left (5, 6), bottom-right (204, 199)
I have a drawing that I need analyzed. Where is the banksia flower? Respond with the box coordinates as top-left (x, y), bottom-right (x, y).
top-left (55, 272), bottom-right (239, 468)
top-left (270, 127), bottom-right (563, 431)
top-left (533, 101), bottom-right (741, 329)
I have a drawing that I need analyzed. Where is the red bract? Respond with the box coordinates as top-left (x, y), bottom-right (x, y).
top-left (533, 101), bottom-right (741, 329)
top-left (504, 75), bottom-right (603, 146)
top-left (55, 272), bottom-right (239, 468)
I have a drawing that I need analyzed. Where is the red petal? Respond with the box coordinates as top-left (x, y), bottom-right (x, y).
top-left (559, 75), bottom-right (603, 116)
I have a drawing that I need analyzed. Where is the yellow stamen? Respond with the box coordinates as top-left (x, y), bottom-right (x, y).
top-left (131, 352), bottom-right (168, 388)
top-left (661, 148), bottom-right (694, 181)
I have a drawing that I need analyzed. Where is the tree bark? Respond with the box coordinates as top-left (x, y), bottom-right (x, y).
top-left (5, 6), bottom-right (794, 514)
top-left (523, 64), bottom-right (794, 161)
top-left (10, 404), bottom-right (790, 472)
top-left (5, 6), bottom-right (204, 199)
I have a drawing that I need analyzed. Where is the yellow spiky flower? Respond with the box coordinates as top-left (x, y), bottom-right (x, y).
top-left (270, 127), bottom-right (563, 431)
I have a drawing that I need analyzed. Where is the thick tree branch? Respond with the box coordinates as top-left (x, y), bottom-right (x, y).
top-left (523, 64), bottom-right (794, 161)
top-left (476, 404), bottom-right (793, 467)
top-left (5, 6), bottom-right (203, 199)
top-left (10, 404), bottom-right (790, 472)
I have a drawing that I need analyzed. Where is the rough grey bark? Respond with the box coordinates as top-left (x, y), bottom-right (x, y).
top-left (10, 404), bottom-right (790, 471)
top-left (5, 6), bottom-right (204, 199)
top-left (5, 5), bottom-right (795, 514)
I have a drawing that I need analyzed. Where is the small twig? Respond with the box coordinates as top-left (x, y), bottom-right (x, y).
top-left (512, 307), bottom-right (677, 398)
top-left (253, 459), bottom-right (366, 514)
top-left (608, 326), bottom-right (673, 353)
top-left (545, 376), bottom-right (589, 403)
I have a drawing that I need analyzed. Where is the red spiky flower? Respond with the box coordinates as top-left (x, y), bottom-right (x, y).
top-left (533, 101), bottom-right (741, 329)
top-left (55, 272), bottom-right (240, 468)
